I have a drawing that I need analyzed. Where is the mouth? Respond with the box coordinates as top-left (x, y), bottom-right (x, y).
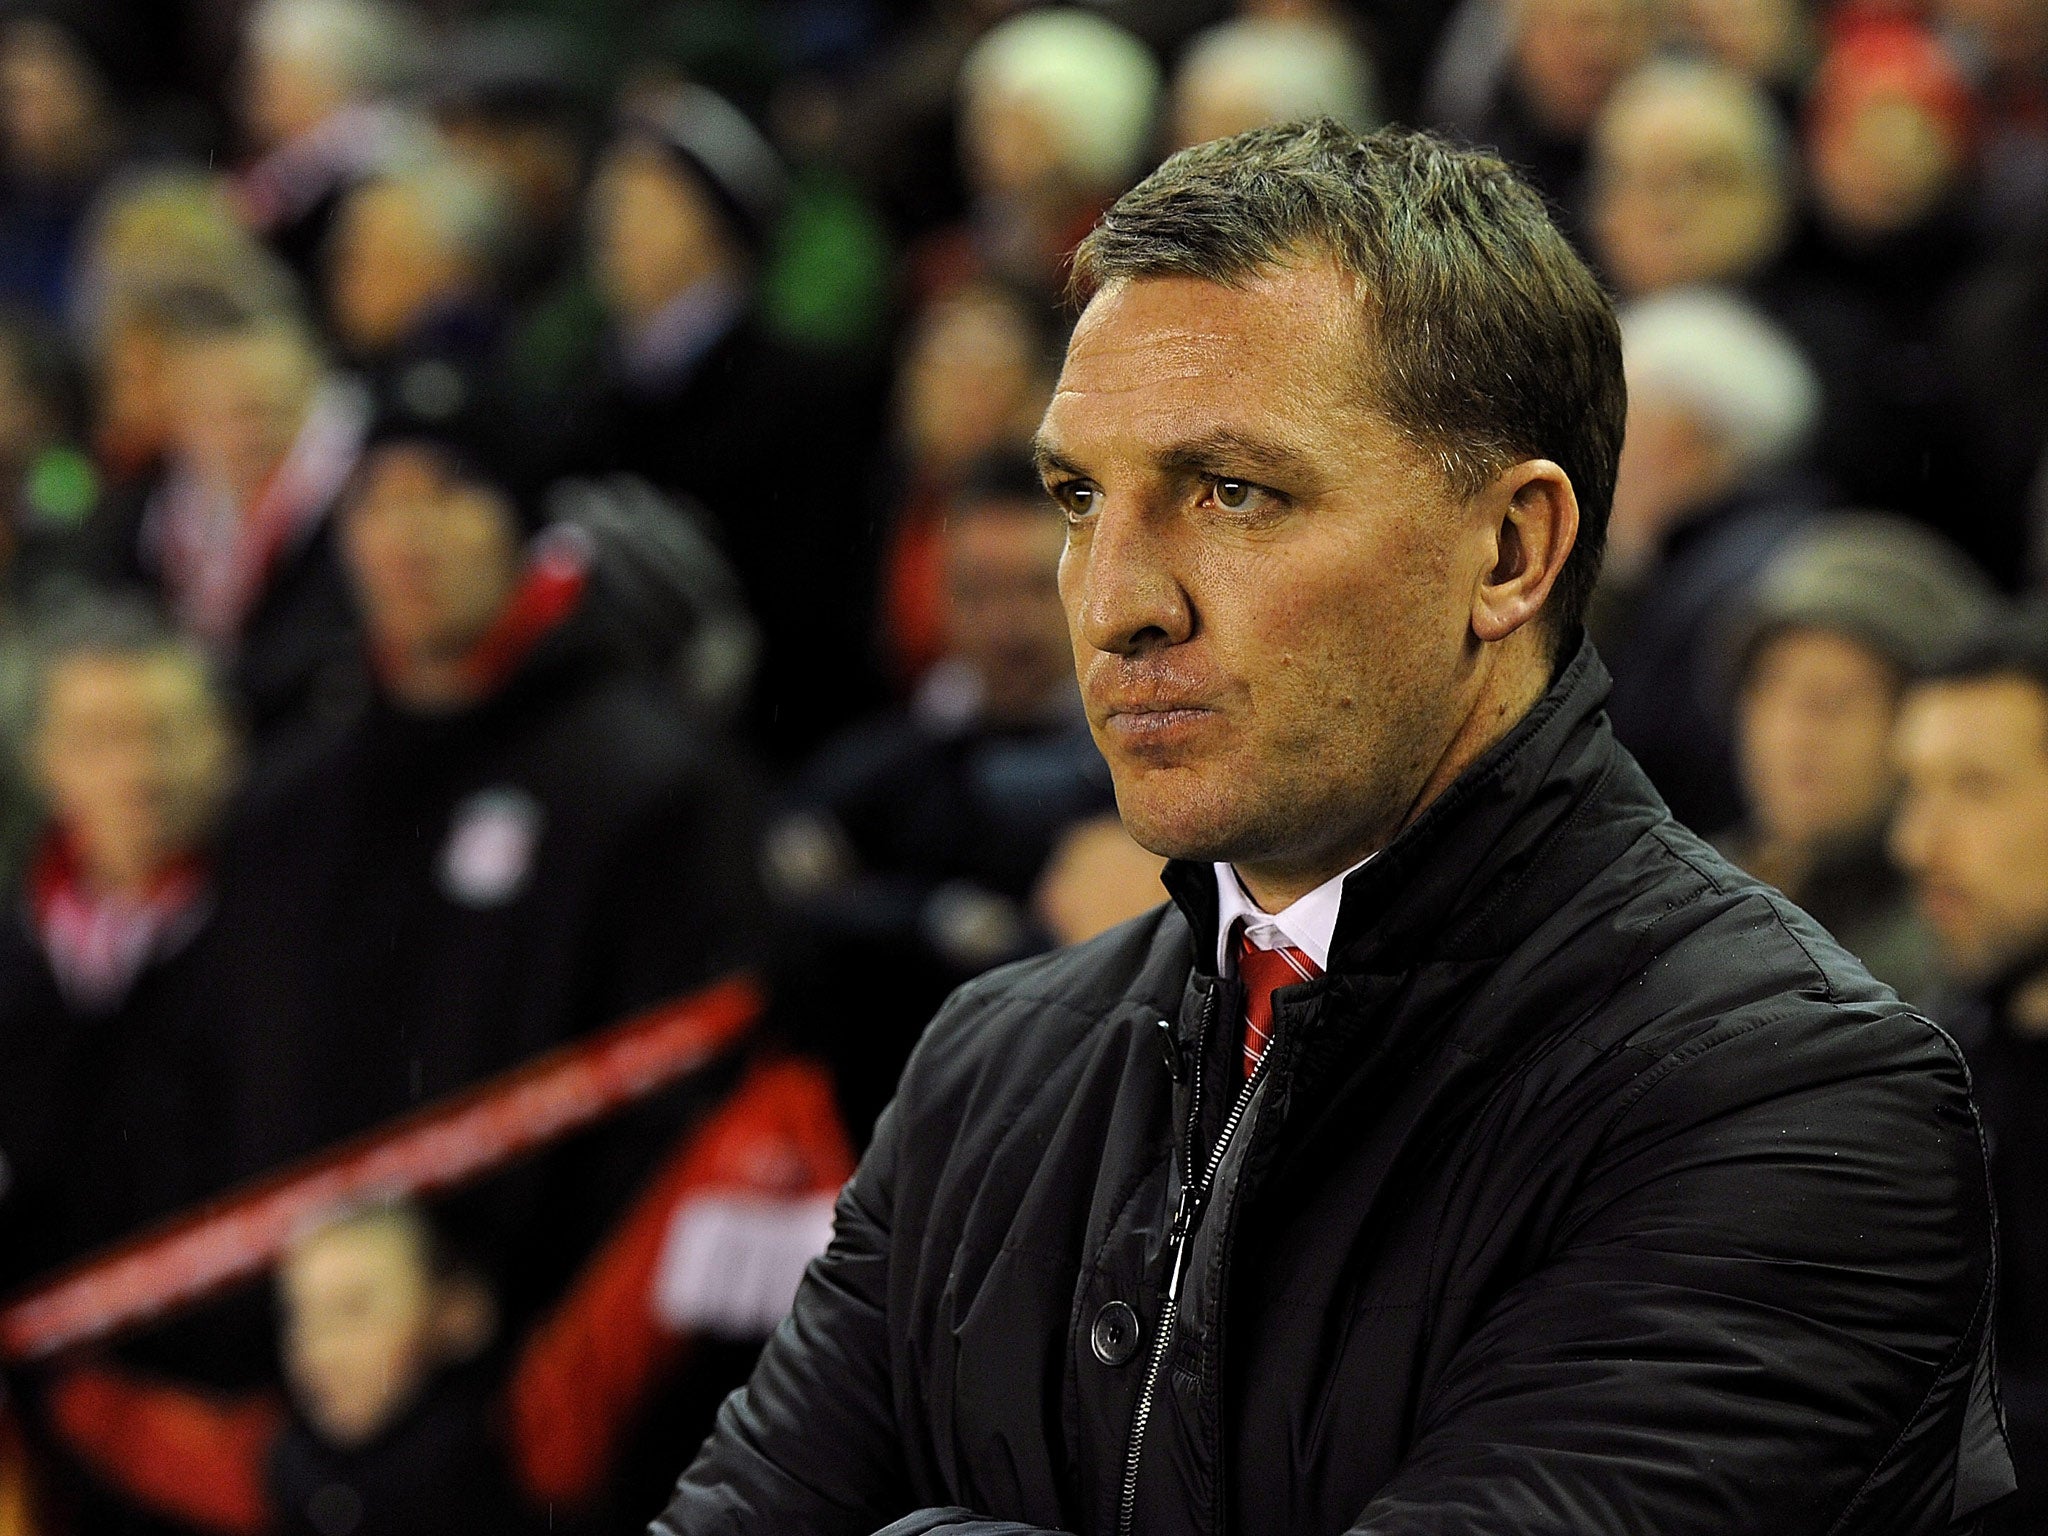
top-left (1097, 701), bottom-right (1220, 755)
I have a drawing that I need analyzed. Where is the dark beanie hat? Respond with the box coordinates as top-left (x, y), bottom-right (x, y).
top-left (615, 83), bottom-right (788, 258)
top-left (360, 363), bottom-right (548, 531)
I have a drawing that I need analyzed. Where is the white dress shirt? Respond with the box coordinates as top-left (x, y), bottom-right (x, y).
top-left (1212, 853), bottom-right (1375, 976)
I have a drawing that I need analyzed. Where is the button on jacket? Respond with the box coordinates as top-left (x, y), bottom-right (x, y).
top-left (659, 640), bottom-right (2011, 1536)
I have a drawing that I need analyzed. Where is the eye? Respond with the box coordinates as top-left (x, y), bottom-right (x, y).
top-left (1213, 479), bottom-right (1254, 511)
top-left (1049, 481), bottom-right (1097, 523)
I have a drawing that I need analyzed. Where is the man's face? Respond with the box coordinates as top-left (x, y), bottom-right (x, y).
top-left (1042, 264), bottom-right (1495, 891)
top-left (944, 500), bottom-right (1072, 723)
top-left (1737, 626), bottom-right (1901, 850)
top-left (33, 650), bottom-right (233, 889)
top-left (1892, 675), bottom-right (2048, 984)
top-left (280, 1218), bottom-right (443, 1448)
top-left (341, 443), bottom-right (524, 669)
top-left (169, 329), bottom-right (318, 506)
top-left (326, 180), bottom-right (472, 357)
top-left (589, 143), bottom-right (728, 328)
top-left (1593, 92), bottom-right (1784, 297)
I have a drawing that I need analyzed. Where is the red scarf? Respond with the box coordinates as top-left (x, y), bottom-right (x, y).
top-left (29, 832), bottom-right (208, 1015)
top-left (454, 530), bottom-right (591, 697)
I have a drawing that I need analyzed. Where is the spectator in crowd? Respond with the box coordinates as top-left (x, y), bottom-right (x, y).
top-left (768, 453), bottom-right (1113, 1140)
top-left (200, 391), bottom-right (763, 1321)
top-left (69, 173), bottom-right (296, 498)
top-left (1663, 0), bottom-right (1816, 106)
top-left (1720, 515), bottom-right (1993, 999)
top-left (879, 277), bottom-right (1056, 686)
top-left (1166, 15), bottom-right (1380, 152)
top-left (1785, 21), bottom-right (1989, 567)
top-left (47, 1053), bottom-right (853, 1536)
top-left (927, 7), bottom-right (1162, 306)
top-left (321, 157), bottom-right (512, 405)
top-left (1598, 285), bottom-right (1823, 836)
top-left (0, 10), bottom-right (130, 320)
top-left (1935, 0), bottom-right (2048, 244)
top-left (0, 601), bottom-right (235, 1292)
top-left (1891, 606), bottom-right (2048, 1534)
top-left (80, 291), bottom-right (369, 762)
top-left (1588, 57), bottom-right (1796, 301)
top-left (427, 19), bottom-right (592, 317)
top-left (232, 0), bottom-right (430, 281)
top-left (555, 84), bottom-right (887, 763)
top-left (1449, 0), bottom-right (1655, 234)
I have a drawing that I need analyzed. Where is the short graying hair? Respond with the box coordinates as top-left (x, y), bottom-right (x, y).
top-left (1071, 119), bottom-right (1626, 653)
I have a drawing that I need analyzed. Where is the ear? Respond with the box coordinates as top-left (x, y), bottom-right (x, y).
top-left (1472, 459), bottom-right (1578, 645)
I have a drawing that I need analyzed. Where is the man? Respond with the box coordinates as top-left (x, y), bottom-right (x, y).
top-left (0, 600), bottom-right (236, 1291)
top-left (1719, 514), bottom-right (1992, 999)
top-left (661, 122), bottom-right (2006, 1536)
top-left (549, 86), bottom-right (887, 763)
top-left (81, 291), bottom-right (369, 765)
top-left (202, 395), bottom-right (762, 1327)
top-left (770, 454), bottom-right (1115, 1142)
top-left (1893, 610), bottom-right (2048, 1533)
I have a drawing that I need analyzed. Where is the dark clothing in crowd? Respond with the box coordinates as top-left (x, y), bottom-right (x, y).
top-left (662, 642), bottom-right (2007, 1536)
top-left (1945, 986), bottom-right (2048, 1535)
top-left (1763, 212), bottom-right (1987, 574)
top-left (1602, 479), bottom-right (1819, 836)
top-left (201, 591), bottom-right (762, 1313)
top-left (78, 459), bottom-right (368, 770)
top-left (549, 302), bottom-right (888, 763)
top-left (0, 858), bottom-right (218, 1291)
top-left (776, 686), bottom-right (1113, 1139)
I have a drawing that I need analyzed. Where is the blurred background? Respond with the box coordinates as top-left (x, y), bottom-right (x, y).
top-left (0, 0), bottom-right (2042, 1530)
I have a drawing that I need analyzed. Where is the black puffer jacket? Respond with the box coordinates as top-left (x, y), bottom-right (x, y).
top-left (658, 642), bottom-right (2011, 1536)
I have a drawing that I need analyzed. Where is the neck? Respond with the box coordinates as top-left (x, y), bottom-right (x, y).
top-left (75, 840), bottom-right (181, 900)
top-left (382, 644), bottom-right (492, 713)
top-left (1234, 635), bottom-right (1553, 911)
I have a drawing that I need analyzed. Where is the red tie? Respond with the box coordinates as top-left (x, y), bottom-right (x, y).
top-left (1236, 929), bottom-right (1321, 1078)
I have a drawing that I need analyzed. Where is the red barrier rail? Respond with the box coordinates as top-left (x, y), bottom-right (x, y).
top-left (0, 973), bottom-right (765, 1363)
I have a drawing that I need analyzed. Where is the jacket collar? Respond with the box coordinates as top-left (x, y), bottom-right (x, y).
top-left (1164, 635), bottom-right (1642, 980)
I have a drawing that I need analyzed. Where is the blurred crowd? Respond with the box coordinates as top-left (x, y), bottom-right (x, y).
top-left (0, 0), bottom-right (2039, 1530)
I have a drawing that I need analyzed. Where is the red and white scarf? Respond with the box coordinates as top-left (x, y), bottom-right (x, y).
top-left (29, 832), bottom-right (209, 1015)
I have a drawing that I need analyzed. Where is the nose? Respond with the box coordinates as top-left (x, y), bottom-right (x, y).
top-left (1063, 497), bottom-right (1194, 659)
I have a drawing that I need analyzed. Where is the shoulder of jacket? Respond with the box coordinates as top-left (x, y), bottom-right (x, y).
top-left (896, 901), bottom-right (1188, 1107)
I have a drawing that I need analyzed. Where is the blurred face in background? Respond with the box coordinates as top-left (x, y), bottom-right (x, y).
top-left (590, 141), bottom-right (731, 331)
top-left (241, 38), bottom-right (347, 152)
top-left (0, 19), bottom-right (113, 181)
top-left (32, 648), bottom-right (234, 892)
top-left (327, 178), bottom-right (475, 357)
top-left (1811, 90), bottom-right (1963, 238)
top-left (1593, 84), bottom-right (1787, 296)
top-left (342, 441), bottom-right (523, 676)
top-left (1514, 0), bottom-right (1653, 135)
top-left (1738, 626), bottom-right (1901, 850)
top-left (944, 497), bottom-right (1072, 724)
top-left (168, 324), bottom-right (320, 506)
top-left (281, 1215), bottom-right (454, 1448)
top-left (962, 81), bottom-right (1069, 203)
top-left (1892, 674), bottom-right (2048, 985)
top-left (898, 284), bottom-right (1048, 481)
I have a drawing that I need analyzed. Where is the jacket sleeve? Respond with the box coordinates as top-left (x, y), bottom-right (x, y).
top-left (1348, 1012), bottom-right (2007, 1535)
top-left (651, 1072), bottom-right (914, 1535)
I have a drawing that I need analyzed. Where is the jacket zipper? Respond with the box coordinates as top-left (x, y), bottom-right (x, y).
top-left (1119, 987), bottom-right (1265, 1536)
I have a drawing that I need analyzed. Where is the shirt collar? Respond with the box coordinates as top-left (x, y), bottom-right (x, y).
top-left (1212, 853), bottom-right (1374, 977)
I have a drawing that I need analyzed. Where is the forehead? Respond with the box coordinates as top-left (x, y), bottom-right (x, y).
top-left (1043, 264), bottom-right (1379, 465)
top-left (1901, 676), bottom-right (2048, 767)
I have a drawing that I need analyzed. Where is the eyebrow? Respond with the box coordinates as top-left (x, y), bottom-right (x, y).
top-left (1030, 427), bottom-right (1319, 488)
